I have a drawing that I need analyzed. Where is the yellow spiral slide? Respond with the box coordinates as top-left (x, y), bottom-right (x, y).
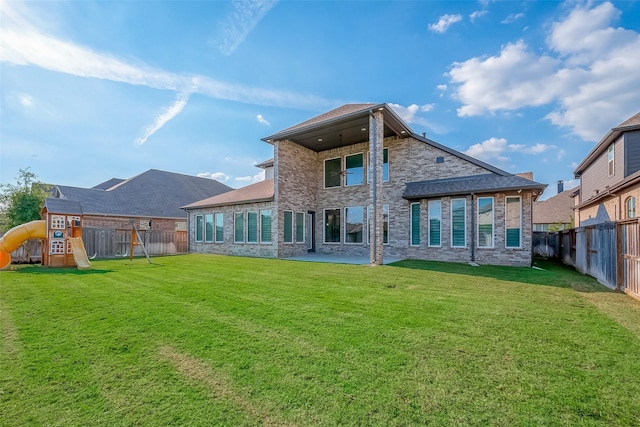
top-left (0, 220), bottom-right (46, 270)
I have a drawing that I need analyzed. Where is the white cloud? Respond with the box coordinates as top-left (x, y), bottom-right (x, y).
top-left (428, 14), bottom-right (462, 33)
top-left (136, 92), bottom-right (190, 145)
top-left (388, 103), bottom-right (434, 124)
top-left (470, 10), bottom-right (488, 22)
top-left (501, 13), bottom-right (524, 24)
top-left (19, 94), bottom-right (33, 107)
top-left (197, 171), bottom-right (231, 182)
top-left (0, 1), bottom-right (331, 112)
top-left (448, 2), bottom-right (640, 142)
top-left (256, 114), bottom-right (271, 126)
top-left (212, 0), bottom-right (278, 56)
top-left (235, 169), bottom-right (265, 183)
top-left (464, 137), bottom-right (554, 163)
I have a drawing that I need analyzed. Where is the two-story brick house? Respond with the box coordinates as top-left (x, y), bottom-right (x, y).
top-left (183, 103), bottom-right (546, 266)
top-left (573, 112), bottom-right (640, 226)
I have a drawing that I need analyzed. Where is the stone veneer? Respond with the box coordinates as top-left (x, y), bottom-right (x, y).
top-left (274, 134), bottom-right (535, 266)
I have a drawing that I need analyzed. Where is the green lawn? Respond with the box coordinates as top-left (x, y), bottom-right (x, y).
top-left (1, 255), bottom-right (639, 426)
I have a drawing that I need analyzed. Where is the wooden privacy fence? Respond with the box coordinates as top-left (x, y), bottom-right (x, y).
top-left (535, 219), bottom-right (639, 299)
top-left (4, 227), bottom-right (188, 263)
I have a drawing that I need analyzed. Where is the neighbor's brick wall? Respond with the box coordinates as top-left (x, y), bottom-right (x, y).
top-left (577, 182), bottom-right (640, 225)
top-left (188, 202), bottom-right (277, 258)
top-left (82, 215), bottom-right (182, 231)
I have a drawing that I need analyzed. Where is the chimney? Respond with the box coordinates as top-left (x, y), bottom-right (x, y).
top-left (557, 180), bottom-right (564, 194)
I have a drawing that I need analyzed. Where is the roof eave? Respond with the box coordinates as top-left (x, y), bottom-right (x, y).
top-left (402, 184), bottom-right (547, 201)
top-left (182, 196), bottom-right (275, 210)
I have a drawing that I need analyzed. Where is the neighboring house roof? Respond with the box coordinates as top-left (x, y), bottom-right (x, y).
top-left (55, 169), bottom-right (232, 219)
top-left (533, 187), bottom-right (577, 225)
top-left (403, 173), bottom-right (546, 200)
top-left (255, 158), bottom-right (274, 169)
top-left (574, 111), bottom-right (640, 176)
top-left (182, 179), bottom-right (274, 209)
top-left (42, 198), bottom-right (83, 215)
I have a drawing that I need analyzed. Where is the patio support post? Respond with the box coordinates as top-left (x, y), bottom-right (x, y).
top-left (369, 110), bottom-right (384, 265)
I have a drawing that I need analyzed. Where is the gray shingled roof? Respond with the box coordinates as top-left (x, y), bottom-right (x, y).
top-left (533, 187), bottom-right (577, 224)
top-left (403, 173), bottom-right (547, 200)
top-left (43, 198), bottom-right (83, 215)
top-left (183, 179), bottom-right (274, 209)
top-left (92, 178), bottom-right (125, 190)
top-left (55, 169), bottom-right (232, 219)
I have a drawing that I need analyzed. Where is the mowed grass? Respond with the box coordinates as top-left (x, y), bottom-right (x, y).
top-left (1, 255), bottom-right (639, 426)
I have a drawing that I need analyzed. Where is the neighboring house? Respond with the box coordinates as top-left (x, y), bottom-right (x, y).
top-left (533, 181), bottom-right (577, 231)
top-left (183, 103), bottom-right (546, 267)
top-left (573, 112), bottom-right (640, 226)
top-left (52, 169), bottom-right (232, 233)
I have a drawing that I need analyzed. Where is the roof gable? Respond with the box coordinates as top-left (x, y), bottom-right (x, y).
top-left (55, 169), bottom-right (232, 219)
top-left (183, 179), bottom-right (274, 209)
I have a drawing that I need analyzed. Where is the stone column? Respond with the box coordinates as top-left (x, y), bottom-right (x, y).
top-left (369, 110), bottom-right (384, 265)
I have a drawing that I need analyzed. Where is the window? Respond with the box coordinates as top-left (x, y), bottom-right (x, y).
top-left (247, 212), bottom-right (258, 243)
top-left (383, 204), bottom-right (389, 244)
top-left (506, 197), bottom-right (522, 248)
top-left (51, 215), bottom-right (65, 229)
top-left (283, 210), bottom-right (293, 243)
top-left (205, 214), bottom-right (214, 242)
top-left (50, 240), bottom-right (65, 254)
top-left (195, 215), bottom-right (204, 242)
top-left (345, 153), bottom-right (364, 186)
top-left (608, 144), bottom-right (615, 176)
top-left (477, 197), bottom-right (494, 248)
top-left (324, 209), bottom-right (341, 243)
top-left (345, 206), bottom-right (364, 243)
top-left (410, 203), bottom-right (420, 246)
top-left (215, 213), bottom-right (224, 243)
top-left (627, 196), bottom-right (637, 219)
top-left (451, 198), bottom-right (466, 247)
top-left (383, 148), bottom-right (389, 182)
top-left (234, 212), bottom-right (244, 243)
top-left (260, 210), bottom-right (272, 243)
top-left (367, 148), bottom-right (389, 183)
top-left (295, 212), bottom-right (305, 243)
top-left (324, 157), bottom-right (341, 188)
top-left (428, 200), bottom-right (442, 247)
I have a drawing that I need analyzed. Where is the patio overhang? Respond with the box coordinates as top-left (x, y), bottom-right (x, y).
top-left (261, 103), bottom-right (412, 152)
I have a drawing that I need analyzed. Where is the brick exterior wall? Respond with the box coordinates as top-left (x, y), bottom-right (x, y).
top-left (273, 135), bottom-right (536, 266)
top-left (82, 215), bottom-right (183, 231)
top-left (577, 182), bottom-right (640, 225)
top-left (188, 202), bottom-right (278, 258)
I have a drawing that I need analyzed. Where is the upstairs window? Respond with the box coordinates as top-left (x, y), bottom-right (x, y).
top-left (345, 153), bottom-right (364, 186)
top-left (324, 158), bottom-right (341, 188)
top-left (608, 144), bottom-right (615, 176)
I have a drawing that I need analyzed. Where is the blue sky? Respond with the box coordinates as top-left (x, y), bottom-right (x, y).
top-left (1, 0), bottom-right (639, 199)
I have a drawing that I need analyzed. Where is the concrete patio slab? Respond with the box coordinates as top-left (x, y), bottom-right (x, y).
top-left (283, 253), bottom-right (403, 265)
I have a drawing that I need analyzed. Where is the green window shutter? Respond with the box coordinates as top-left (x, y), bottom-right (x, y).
top-left (411, 203), bottom-right (420, 246)
top-left (261, 210), bottom-right (272, 243)
top-left (234, 213), bottom-right (244, 243)
top-left (283, 211), bottom-right (293, 243)
top-left (247, 212), bottom-right (258, 243)
top-left (195, 215), bottom-right (203, 242)
top-left (451, 199), bottom-right (466, 247)
top-left (505, 197), bottom-right (521, 248)
top-left (215, 213), bottom-right (224, 242)
top-left (295, 212), bottom-right (305, 243)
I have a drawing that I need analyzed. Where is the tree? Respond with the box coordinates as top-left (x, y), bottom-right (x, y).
top-left (0, 168), bottom-right (50, 232)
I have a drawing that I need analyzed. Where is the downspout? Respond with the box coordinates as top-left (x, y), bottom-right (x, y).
top-left (470, 193), bottom-right (475, 262)
top-left (369, 110), bottom-right (377, 265)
